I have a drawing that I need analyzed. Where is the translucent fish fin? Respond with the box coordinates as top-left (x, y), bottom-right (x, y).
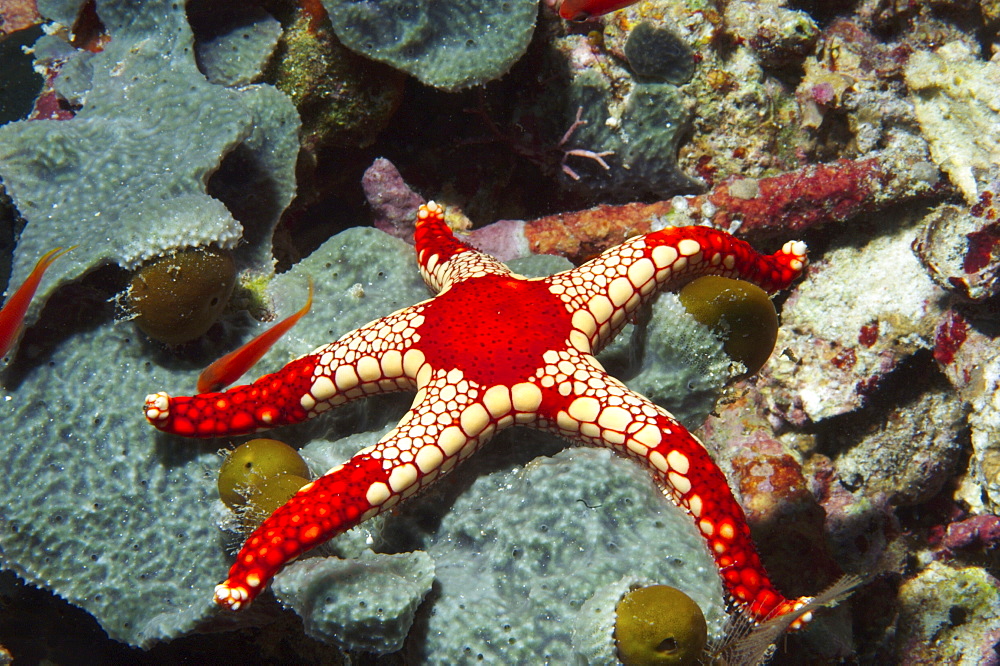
top-left (707, 574), bottom-right (864, 665)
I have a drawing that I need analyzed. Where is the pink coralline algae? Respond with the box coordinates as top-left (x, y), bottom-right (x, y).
top-left (963, 221), bottom-right (1000, 274)
top-left (521, 157), bottom-right (937, 263)
top-left (362, 158), bottom-right (426, 244)
top-left (915, 188), bottom-right (1000, 302)
top-left (362, 157), bottom-right (938, 267)
top-left (701, 159), bottom-right (893, 237)
top-left (810, 82), bottom-right (836, 106)
top-left (29, 72), bottom-right (77, 122)
top-left (939, 515), bottom-right (1000, 557)
top-left (0, 1), bottom-right (41, 33)
top-left (962, 190), bottom-right (1000, 278)
top-left (933, 310), bottom-right (968, 368)
top-left (858, 322), bottom-right (879, 348)
top-left (929, 313), bottom-right (1000, 515)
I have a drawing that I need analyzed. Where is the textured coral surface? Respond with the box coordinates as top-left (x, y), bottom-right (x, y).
top-left (3, 0), bottom-right (1000, 662)
top-left (0, 0), bottom-right (298, 336)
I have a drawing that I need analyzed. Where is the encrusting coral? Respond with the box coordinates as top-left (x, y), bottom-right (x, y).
top-left (320, 0), bottom-right (538, 91)
top-left (0, 0), bottom-right (298, 349)
top-left (0, 215), bottom-right (735, 654)
top-left (0, 227), bottom-right (425, 647)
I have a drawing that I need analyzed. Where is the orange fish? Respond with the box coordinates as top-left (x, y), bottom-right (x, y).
top-left (0, 246), bottom-right (74, 359)
top-left (559, 0), bottom-right (641, 20)
top-left (197, 278), bottom-right (314, 394)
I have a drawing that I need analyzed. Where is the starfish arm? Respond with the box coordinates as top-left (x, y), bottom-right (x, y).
top-left (214, 370), bottom-right (531, 609)
top-left (535, 349), bottom-right (813, 627)
top-left (414, 201), bottom-right (514, 293)
top-left (545, 226), bottom-right (808, 354)
top-left (143, 304), bottom-right (433, 438)
top-left (213, 452), bottom-right (389, 610)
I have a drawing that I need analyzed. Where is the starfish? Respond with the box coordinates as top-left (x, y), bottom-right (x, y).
top-left (144, 201), bottom-right (812, 627)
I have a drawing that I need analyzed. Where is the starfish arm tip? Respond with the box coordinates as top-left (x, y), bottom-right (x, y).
top-left (213, 582), bottom-right (251, 611)
top-left (143, 391), bottom-right (172, 423)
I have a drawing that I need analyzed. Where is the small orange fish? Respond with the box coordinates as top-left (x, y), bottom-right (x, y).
top-left (559, 0), bottom-right (641, 20)
top-left (197, 278), bottom-right (314, 394)
top-left (0, 246), bottom-right (74, 359)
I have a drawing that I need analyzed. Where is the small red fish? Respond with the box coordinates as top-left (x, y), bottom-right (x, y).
top-left (559, 0), bottom-right (641, 20)
top-left (197, 278), bottom-right (314, 394)
top-left (0, 246), bottom-right (74, 359)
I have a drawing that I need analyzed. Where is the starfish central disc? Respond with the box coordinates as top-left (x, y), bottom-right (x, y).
top-left (416, 275), bottom-right (572, 386)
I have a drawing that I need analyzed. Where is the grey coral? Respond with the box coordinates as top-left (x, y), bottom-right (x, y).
top-left (321, 0), bottom-right (537, 91)
top-left (0, 0), bottom-right (299, 337)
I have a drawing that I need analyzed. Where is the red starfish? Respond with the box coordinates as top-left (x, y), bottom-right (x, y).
top-left (145, 202), bottom-right (812, 627)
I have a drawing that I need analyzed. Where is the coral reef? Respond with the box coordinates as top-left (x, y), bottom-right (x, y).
top-left (286, 430), bottom-right (727, 661)
top-left (896, 561), bottom-right (1000, 664)
top-left (320, 0), bottom-right (538, 91)
top-left (192, 5), bottom-right (283, 87)
top-left (722, 0), bottom-right (819, 69)
top-left (0, 228), bottom-right (426, 646)
top-left (623, 21), bottom-right (695, 85)
top-left (617, 289), bottom-right (735, 426)
top-left (934, 318), bottom-right (1000, 514)
top-left (4, 0), bottom-right (1000, 661)
top-left (0, 0), bottom-right (299, 341)
top-left (362, 154), bottom-right (938, 265)
top-left (412, 446), bottom-right (725, 663)
top-left (550, 15), bottom-right (698, 198)
top-left (831, 386), bottom-right (968, 508)
top-left (764, 219), bottom-right (947, 423)
top-left (264, 5), bottom-right (405, 153)
top-left (699, 387), bottom-right (843, 597)
top-left (905, 42), bottom-right (1000, 203)
top-left (915, 189), bottom-right (1000, 302)
top-left (450, 156), bottom-right (935, 264)
top-left (271, 550), bottom-right (435, 655)
top-left (0, 306), bottom-right (230, 646)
